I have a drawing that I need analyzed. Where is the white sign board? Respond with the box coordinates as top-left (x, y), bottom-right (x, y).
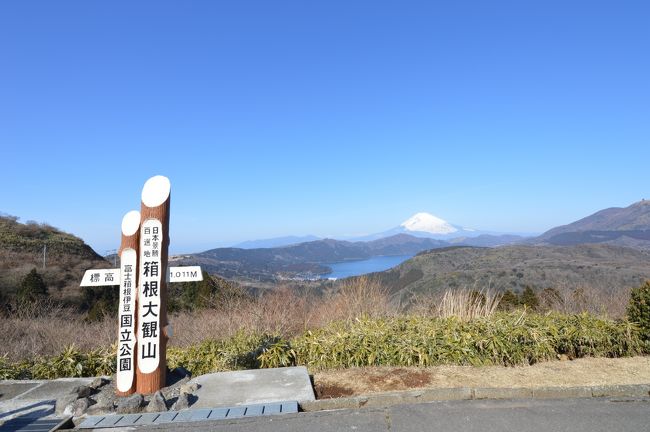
top-left (80, 269), bottom-right (119, 287)
top-left (137, 219), bottom-right (163, 374)
top-left (168, 266), bottom-right (203, 282)
top-left (116, 248), bottom-right (137, 393)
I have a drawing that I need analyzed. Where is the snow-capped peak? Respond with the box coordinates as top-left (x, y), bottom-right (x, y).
top-left (400, 212), bottom-right (458, 234)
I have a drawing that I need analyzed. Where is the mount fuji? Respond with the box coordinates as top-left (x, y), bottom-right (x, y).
top-left (398, 212), bottom-right (473, 236)
top-left (230, 212), bottom-right (528, 249)
top-left (351, 212), bottom-right (487, 242)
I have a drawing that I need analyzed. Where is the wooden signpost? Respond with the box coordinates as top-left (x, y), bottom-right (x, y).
top-left (80, 175), bottom-right (202, 395)
top-left (116, 210), bottom-right (140, 396)
top-left (137, 175), bottom-right (171, 394)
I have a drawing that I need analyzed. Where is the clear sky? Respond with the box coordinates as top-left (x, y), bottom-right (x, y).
top-left (1, 1), bottom-right (649, 254)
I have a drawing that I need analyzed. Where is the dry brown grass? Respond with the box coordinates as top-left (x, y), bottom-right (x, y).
top-left (436, 288), bottom-right (501, 320)
top-left (171, 276), bottom-right (395, 347)
top-left (1, 276), bottom-right (636, 361)
top-left (315, 276), bottom-right (395, 322)
top-left (314, 357), bottom-right (650, 398)
top-left (0, 300), bottom-right (115, 362)
top-left (409, 288), bottom-right (502, 320)
top-left (538, 283), bottom-right (631, 318)
top-left (170, 286), bottom-right (317, 347)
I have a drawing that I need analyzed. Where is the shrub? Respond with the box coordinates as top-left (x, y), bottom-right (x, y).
top-left (258, 312), bottom-right (643, 370)
top-left (167, 331), bottom-right (282, 375)
top-left (29, 345), bottom-right (115, 379)
top-left (498, 290), bottom-right (519, 310)
top-left (1, 312), bottom-right (645, 379)
top-left (627, 281), bottom-right (650, 343)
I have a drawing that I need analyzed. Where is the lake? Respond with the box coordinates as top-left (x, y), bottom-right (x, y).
top-left (320, 255), bottom-right (413, 279)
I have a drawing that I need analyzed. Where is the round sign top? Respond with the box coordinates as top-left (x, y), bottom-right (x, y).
top-left (121, 210), bottom-right (141, 236)
top-left (142, 175), bottom-right (171, 207)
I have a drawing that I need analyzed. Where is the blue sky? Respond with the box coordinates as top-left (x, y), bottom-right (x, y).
top-left (1, 1), bottom-right (649, 254)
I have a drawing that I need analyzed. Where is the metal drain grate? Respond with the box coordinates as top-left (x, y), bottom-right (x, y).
top-left (78, 401), bottom-right (298, 429)
top-left (0, 416), bottom-right (71, 432)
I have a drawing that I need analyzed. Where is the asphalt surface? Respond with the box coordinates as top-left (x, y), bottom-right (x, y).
top-left (105, 397), bottom-right (650, 432)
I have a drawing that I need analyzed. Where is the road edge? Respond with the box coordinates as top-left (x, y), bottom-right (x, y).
top-left (300, 384), bottom-right (650, 412)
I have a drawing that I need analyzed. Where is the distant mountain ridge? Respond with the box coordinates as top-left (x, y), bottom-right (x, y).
top-left (235, 235), bottom-right (321, 249)
top-left (534, 200), bottom-right (650, 250)
top-left (235, 212), bottom-right (529, 247)
top-left (174, 232), bottom-right (528, 281)
top-left (174, 234), bottom-right (451, 281)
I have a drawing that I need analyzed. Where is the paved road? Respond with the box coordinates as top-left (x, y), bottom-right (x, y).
top-left (115, 397), bottom-right (650, 432)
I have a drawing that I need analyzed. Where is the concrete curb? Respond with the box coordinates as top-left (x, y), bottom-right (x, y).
top-left (299, 384), bottom-right (650, 412)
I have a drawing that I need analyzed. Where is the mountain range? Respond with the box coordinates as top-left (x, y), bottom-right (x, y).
top-left (532, 199), bottom-right (650, 250)
top-left (364, 200), bottom-right (650, 302)
top-left (176, 234), bottom-right (451, 281)
top-left (3, 199), bottom-right (649, 294)
top-left (235, 212), bottom-right (526, 249)
top-left (174, 200), bottom-right (650, 283)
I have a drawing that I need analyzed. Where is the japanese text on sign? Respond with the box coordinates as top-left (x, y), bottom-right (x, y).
top-left (116, 248), bottom-right (137, 392)
top-left (137, 219), bottom-right (163, 373)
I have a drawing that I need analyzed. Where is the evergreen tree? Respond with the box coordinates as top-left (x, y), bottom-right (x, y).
top-left (169, 271), bottom-right (249, 311)
top-left (520, 286), bottom-right (539, 310)
top-left (17, 268), bottom-right (48, 302)
top-left (177, 271), bottom-right (220, 310)
top-left (627, 281), bottom-right (650, 342)
top-left (498, 290), bottom-right (519, 311)
top-left (82, 285), bottom-right (119, 321)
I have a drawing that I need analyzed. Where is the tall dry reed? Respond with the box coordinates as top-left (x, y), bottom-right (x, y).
top-left (410, 288), bottom-right (502, 320)
top-left (1, 300), bottom-right (115, 361)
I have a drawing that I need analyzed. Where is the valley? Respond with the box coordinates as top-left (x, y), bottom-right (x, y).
top-left (2, 200), bottom-right (650, 310)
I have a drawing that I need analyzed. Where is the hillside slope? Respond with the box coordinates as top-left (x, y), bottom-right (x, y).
top-left (375, 244), bottom-right (650, 303)
top-left (534, 200), bottom-right (650, 249)
top-left (0, 215), bottom-right (108, 300)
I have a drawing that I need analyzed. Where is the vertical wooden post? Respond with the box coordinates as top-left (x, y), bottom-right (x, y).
top-left (116, 210), bottom-right (140, 396)
top-left (136, 176), bottom-right (171, 395)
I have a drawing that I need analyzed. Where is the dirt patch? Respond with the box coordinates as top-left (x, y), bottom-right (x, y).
top-left (367, 368), bottom-right (431, 388)
top-left (313, 356), bottom-right (650, 399)
top-left (314, 382), bottom-right (355, 399)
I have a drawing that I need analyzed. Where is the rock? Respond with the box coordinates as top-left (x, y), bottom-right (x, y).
top-left (56, 393), bottom-right (78, 414)
top-left (161, 386), bottom-right (178, 401)
top-left (87, 403), bottom-right (114, 415)
top-left (146, 391), bottom-right (168, 413)
top-left (90, 377), bottom-right (109, 389)
top-left (171, 393), bottom-right (190, 411)
top-left (116, 393), bottom-right (144, 414)
top-left (94, 388), bottom-right (117, 409)
top-left (63, 397), bottom-right (93, 417)
top-left (180, 382), bottom-right (200, 395)
top-left (70, 385), bottom-right (92, 398)
top-left (72, 397), bottom-right (94, 417)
